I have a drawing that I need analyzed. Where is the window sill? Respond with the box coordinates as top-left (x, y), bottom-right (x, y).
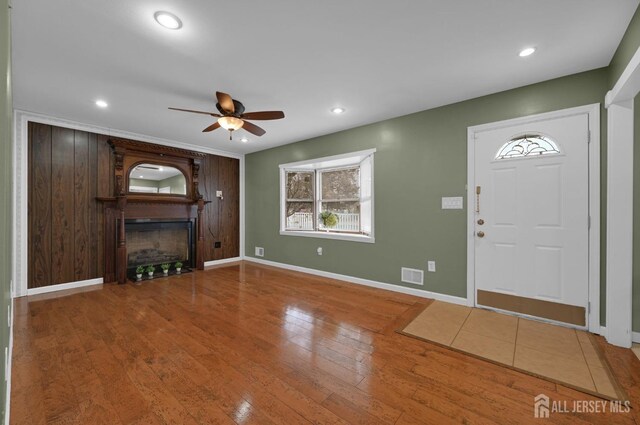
top-left (280, 230), bottom-right (375, 243)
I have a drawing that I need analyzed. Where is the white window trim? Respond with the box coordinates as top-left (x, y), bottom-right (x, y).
top-left (280, 149), bottom-right (376, 243)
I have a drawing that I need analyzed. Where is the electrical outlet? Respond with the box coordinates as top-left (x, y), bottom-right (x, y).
top-left (317, 247), bottom-right (323, 256)
top-left (255, 247), bottom-right (264, 257)
top-left (427, 261), bottom-right (436, 272)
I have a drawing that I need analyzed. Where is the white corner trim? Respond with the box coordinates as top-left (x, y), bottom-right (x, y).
top-left (605, 45), bottom-right (640, 107)
top-left (606, 100), bottom-right (634, 348)
top-left (240, 155), bottom-right (245, 259)
top-left (204, 257), bottom-right (243, 267)
top-left (466, 104), bottom-right (601, 332)
top-left (601, 328), bottom-right (640, 343)
top-left (244, 257), bottom-right (468, 306)
top-left (25, 278), bottom-right (103, 297)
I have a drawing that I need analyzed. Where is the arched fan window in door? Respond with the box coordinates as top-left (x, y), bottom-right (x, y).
top-left (495, 134), bottom-right (560, 160)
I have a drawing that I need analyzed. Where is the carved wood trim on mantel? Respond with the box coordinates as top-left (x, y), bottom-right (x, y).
top-left (98, 139), bottom-right (210, 284)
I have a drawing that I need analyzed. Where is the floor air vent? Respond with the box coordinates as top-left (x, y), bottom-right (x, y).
top-left (401, 267), bottom-right (424, 286)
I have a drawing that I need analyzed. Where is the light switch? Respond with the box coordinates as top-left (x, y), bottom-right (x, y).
top-left (441, 196), bottom-right (463, 210)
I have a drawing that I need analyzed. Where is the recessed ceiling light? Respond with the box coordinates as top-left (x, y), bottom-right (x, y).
top-left (519, 47), bottom-right (536, 57)
top-left (239, 137), bottom-right (249, 143)
top-left (95, 100), bottom-right (108, 108)
top-left (154, 11), bottom-right (182, 30)
top-left (331, 107), bottom-right (345, 114)
top-left (139, 175), bottom-right (144, 178)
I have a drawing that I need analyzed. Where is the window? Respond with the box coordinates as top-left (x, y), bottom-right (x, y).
top-left (285, 171), bottom-right (314, 230)
top-left (496, 134), bottom-right (560, 160)
top-left (280, 149), bottom-right (375, 243)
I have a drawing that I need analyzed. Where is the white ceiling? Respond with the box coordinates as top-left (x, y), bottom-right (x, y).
top-left (11, 0), bottom-right (638, 155)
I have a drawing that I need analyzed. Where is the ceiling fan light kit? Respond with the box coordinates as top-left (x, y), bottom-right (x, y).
top-left (169, 91), bottom-right (285, 141)
top-left (218, 116), bottom-right (244, 131)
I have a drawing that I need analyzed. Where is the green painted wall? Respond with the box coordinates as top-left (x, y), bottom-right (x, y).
top-left (158, 174), bottom-right (186, 194)
top-left (129, 178), bottom-right (159, 188)
top-left (129, 175), bottom-right (186, 194)
top-left (0, 0), bottom-right (11, 421)
top-left (246, 69), bottom-right (609, 312)
top-left (609, 5), bottom-right (640, 87)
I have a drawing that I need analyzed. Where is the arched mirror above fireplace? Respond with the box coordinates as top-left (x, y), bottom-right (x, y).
top-left (128, 163), bottom-right (187, 195)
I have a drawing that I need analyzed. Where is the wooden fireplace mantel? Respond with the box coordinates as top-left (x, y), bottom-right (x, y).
top-left (98, 138), bottom-right (210, 284)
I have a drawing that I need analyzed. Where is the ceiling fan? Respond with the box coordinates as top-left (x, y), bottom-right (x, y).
top-left (169, 91), bottom-right (285, 140)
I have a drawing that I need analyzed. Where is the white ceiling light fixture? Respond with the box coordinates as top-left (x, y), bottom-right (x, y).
top-left (331, 107), bottom-right (345, 114)
top-left (519, 47), bottom-right (536, 57)
top-left (154, 11), bottom-right (182, 30)
top-left (218, 116), bottom-right (244, 140)
top-left (239, 137), bottom-right (249, 143)
top-left (95, 99), bottom-right (108, 108)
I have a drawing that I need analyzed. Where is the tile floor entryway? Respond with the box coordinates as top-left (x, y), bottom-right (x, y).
top-left (401, 301), bottom-right (624, 400)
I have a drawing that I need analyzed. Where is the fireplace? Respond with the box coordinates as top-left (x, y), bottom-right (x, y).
top-left (125, 219), bottom-right (195, 271)
top-left (97, 138), bottom-right (208, 284)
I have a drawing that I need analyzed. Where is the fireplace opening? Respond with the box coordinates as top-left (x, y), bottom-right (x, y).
top-left (125, 219), bottom-right (195, 273)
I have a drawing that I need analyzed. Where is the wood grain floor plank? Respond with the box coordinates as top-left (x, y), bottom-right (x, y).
top-left (10, 262), bottom-right (639, 424)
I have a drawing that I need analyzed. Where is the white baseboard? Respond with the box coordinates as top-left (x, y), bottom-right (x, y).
top-left (25, 277), bottom-right (103, 297)
top-left (244, 256), bottom-right (468, 306)
top-left (599, 327), bottom-right (640, 344)
top-left (204, 257), bottom-right (242, 267)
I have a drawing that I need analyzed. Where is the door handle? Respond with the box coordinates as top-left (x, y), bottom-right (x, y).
top-left (477, 231), bottom-right (485, 238)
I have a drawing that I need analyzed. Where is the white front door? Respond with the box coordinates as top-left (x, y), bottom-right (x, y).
top-left (473, 113), bottom-right (590, 327)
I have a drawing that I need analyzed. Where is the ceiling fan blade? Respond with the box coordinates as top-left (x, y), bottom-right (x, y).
top-left (216, 91), bottom-right (235, 114)
top-left (169, 107), bottom-right (221, 117)
top-left (202, 122), bottom-right (221, 133)
top-left (241, 120), bottom-right (266, 137)
top-left (241, 111), bottom-right (285, 120)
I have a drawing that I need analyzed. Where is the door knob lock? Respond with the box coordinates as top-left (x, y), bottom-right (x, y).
top-left (477, 231), bottom-right (485, 238)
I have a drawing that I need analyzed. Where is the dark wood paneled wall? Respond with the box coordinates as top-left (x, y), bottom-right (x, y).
top-left (27, 122), bottom-right (240, 288)
top-left (200, 155), bottom-right (241, 260)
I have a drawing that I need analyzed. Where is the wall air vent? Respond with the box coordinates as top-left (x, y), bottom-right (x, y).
top-left (255, 247), bottom-right (265, 257)
top-left (401, 267), bottom-right (424, 286)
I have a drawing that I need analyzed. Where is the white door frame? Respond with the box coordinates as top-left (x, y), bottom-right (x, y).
top-left (466, 104), bottom-right (601, 333)
top-left (604, 45), bottom-right (640, 348)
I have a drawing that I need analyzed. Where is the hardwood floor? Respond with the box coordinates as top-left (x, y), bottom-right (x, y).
top-left (10, 262), bottom-right (640, 424)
